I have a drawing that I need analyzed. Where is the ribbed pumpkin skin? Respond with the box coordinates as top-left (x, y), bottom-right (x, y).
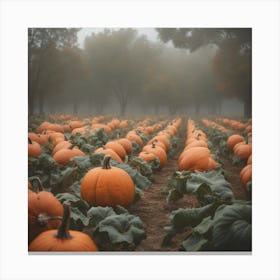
top-left (28, 141), bottom-right (42, 157)
top-left (142, 145), bottom-right (167, 167)
top-left (117, 138), bottom-right (133, 154)
top-left (247, 155), bottom-right (252, 165)
top-left (28, 229), bottom-right (98, 251)
top-left (148, 135), bottom-right (170, 151)
top-left (138, 152), bottom-right (158, 163)
top-left (234, 143), bottom-right (252, 161)
top-left (80, 166), bottom-right (135, 207)
top-left (53, 148), bottom-right (84, 164)
top-left (178, 147), bottom-right (211, 172)
top-left (105, 141), bottom-right (127, 159)
top-left (184, 140), bottom-right (208, 150)
top-left (94, 148), bottom-right (123, 163)
top-left (126, 133), bottom-right (143, 146)
top-left (28, 190), bottom-right (63, 243)
top-left (240, 164), bottom-right (252, 187)
top-left (52, 140), bottom-right (72, 155)
top-left (226, 135), bottom-right (244, 150)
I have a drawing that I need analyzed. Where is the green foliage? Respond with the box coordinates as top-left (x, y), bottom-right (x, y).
top-left (86, 206), bottom-right (146, 250)
top-left (186, 169), bottom-right (233, 203)
top-left (181, 201), bottom-right (252, 251)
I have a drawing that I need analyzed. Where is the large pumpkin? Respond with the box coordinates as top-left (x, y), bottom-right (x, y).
top-left (142, 143), bottom-right (167, 168)
top-left (80, 155), bottom-right (135, 207)
top-left (105, 141), bottom-right (127, 159)
top-left (117, 138), bottom-right (133, 154)
top-left (29, 202), bottom-right (98, 251)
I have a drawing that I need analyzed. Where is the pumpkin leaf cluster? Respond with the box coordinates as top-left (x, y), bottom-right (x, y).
top-left (181, 201), bottom-right (252, 251)
top-left (70, 128), bottom-right (108, 152)
top-left (129, 156), bottom-right (159, 180)
top-left (55, 192), bottom-right (90, 230)
top-left (86, 206), bottom-right (146, 250)
top-left (111, 160), bottom-right (152, 191)
top-left (28, 155), bottom-right (78, 193)
top-left (162, 201), bottom-right (222, 246)
top-left (186, 169), bottom-right (233, 204)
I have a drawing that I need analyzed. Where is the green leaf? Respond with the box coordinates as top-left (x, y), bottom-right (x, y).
top-left (212, 201), bottom-right (252, 251)
top-left (87, 206), bottom-right (116, 227)
top-left (70, 206), bottom-right (89, 230)
top-left (182, 232), bottom-right (209, 251)
top-left (186, 170), bottom-right (233, 203)
top-left (166, 188), bottom-right (184, 204)
top-left (111, 161), bottom-right (151, 191)
top-left (129, 156), bottom-right (153, 178)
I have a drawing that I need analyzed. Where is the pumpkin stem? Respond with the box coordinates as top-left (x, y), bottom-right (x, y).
top-left (37, 213), bottom-right (62, 227)
top-left (29, 176), bottom-right (44, 192)
top-left (151, 142), bottom-right (156, 148)
top-left (55, 201), bottom-right (72, 240)
top-left (102, 155), bottom-right (112, 169)
top-left (28, 137), bottom-right (32, 144)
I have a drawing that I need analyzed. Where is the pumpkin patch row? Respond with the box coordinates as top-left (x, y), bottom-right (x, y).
top-left (178, 119), bottom-right (218, 172)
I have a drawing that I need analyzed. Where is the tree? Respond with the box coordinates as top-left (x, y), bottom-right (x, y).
top-left (156, 28), bottom-right (252, 117)
top-left (28, 28), bottom-right (80, 114)
top-left (84, 29), bottom-right (159, 115)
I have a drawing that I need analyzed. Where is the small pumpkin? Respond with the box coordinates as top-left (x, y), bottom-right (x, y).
top-left (233, 142), bottom-right (252, 161)
top-left (80, 155), bottom-right (135, 207)
top-left (53, 145), bottom-right (84, 165)
top-left (142, 143), bottom-right (167, 168)
top-left (240, 164), bottom-right (252, 187)
top-left (105, 141), bottom-right (127, 159)
top-left (94, 147), bottom-right (122, 163)
top-left (126, 132), bottom-right (143, 146)
top-left (28, 138), bottom-right (42, 157)
top-left (138, 151), bottom-right (158, 163)
top-left (29, 201), bottom-right (98, 251)
top-left (28, 177), bottom-right (63, 244)
top-left (117, 138), bottom-right (133, 154)
top-left (226, 135), bottom-right (244, 150)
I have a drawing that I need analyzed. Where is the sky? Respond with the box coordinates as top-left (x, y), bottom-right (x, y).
top-left (77, 28), bottom-right (160, 48)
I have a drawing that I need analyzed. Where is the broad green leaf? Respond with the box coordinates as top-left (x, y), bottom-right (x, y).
top-left (87, 206), bottom-right (116, 227)
top-left (182, 232), bottom-right (209, 251)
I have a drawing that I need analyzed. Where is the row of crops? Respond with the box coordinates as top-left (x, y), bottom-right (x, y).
top-left (28, 114), bottom-right (252, 252)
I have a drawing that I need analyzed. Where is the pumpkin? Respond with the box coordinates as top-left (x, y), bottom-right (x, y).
top-left (117, 138), bottom-right (133, 154)
top-left (247, 155), bottom-right (252, 165)
top-left (36, 121), bottom-right (51, 133)
top-left (233, 142), bottom-right (252, 161)
top-left (148, 136), bottom-right (170, 151)
top-left (184, 139), bottom-right (208, 150)
top-left (178, 147), bottom-right (213, 172)
top-left (28, 177), bottom-right (63, 243)
top-left (94, 147), bottom-right (122, 163)
top-left (80, 155), bottom-right (135, 207)
top-left (240, 164), bottom-right (252, 187)
top-left (138, 151), bottom-right (158, 163)
top-left (47, 123), bottom-right (64, 132)
top-left (142, 143), bottom-right (167, 168)
top-left (105, 141), bottom-right (126, 159)
top-left (126, 132), bottom-right (143, 146)
top-left (226, 135), bottom-right (244, 150)
top-left (52, 140), bottom-right (73, 155)
top-left (53, 145), bottom-right (84, 165)
top-left (28, 138), bottom-right (42, 157)
top-left (68, 120), bottom-right (84, 129)
top-left (29, 202), bottom-right (98, 251)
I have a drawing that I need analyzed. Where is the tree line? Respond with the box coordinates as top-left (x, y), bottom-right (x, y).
top-left (28, 28), bottom-right (251, 117)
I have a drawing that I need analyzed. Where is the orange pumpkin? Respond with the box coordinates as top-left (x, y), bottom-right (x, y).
top-left (53, 145), bottom-right (84, 164)
top-left (28, 178), bottom-right (63, 243)
top-left (126, 132), bottom-right (143, 146)
top-left (28, 138), bottom-right (42, 157)
top-left (29, 202), bottom-right (98, 251)
top-left (178, 147), bottom-right (213, 172)
top-left (233, 142), bottom-right (252, 161)
top-left (80, 155), bottom-right (135, 207)
top-left (94, 147), bottom-right (123, 163)
top-left (226, 135), bottom-right (244, 150)
top-left (240, 164), bottom-right (252, 187)
top-left (138, 151), bottom-right (158, 163)
top-left (142, 144), bottom-right (167, 168)
top-left (105, 141), bottom-right (127, 159)
top-left (117, 138), bottom-right (133, 154)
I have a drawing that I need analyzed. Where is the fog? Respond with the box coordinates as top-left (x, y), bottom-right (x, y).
top-left (28, 28), bottom-right (252, 117)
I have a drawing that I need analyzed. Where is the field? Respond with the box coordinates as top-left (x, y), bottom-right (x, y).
top-left (28, 114), bottom-right (252, 252)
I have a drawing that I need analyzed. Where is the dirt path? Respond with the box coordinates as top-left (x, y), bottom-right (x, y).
top-left (129, 135), bottom-right (200, 251)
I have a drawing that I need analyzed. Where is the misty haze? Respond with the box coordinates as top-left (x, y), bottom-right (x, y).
top-left (28, 28), bottom-right (252, 253)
